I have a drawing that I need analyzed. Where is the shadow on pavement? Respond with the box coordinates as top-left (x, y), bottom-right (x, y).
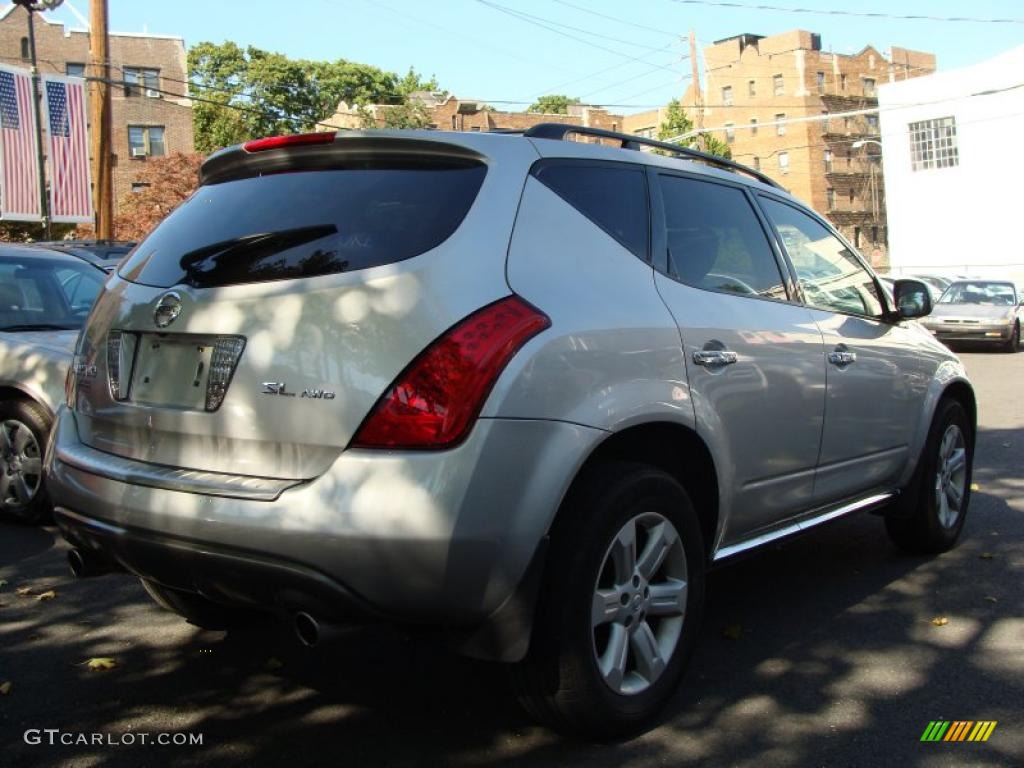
top-left (0, 420), bottom-right (1020, 767)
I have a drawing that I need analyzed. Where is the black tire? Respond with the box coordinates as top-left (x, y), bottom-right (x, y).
top-left (512, 462), bottom-right (706, 739)
top-left (141, 579), bottom-right (254, 631)
top-left (0, 398), bottom-right (53, 525)
top-left (1004, 322), bottom-right (1020, 353)
top-left (886, 399), bottom-right (973, 554)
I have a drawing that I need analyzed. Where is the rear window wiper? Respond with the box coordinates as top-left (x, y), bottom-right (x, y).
top-left (0, 323), bottom-right (79, 332)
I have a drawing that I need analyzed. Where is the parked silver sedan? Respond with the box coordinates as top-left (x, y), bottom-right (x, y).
top-left (0, 245), bottom-right (107, 523)
top-left (922, 280), bottom-right (1022, 352)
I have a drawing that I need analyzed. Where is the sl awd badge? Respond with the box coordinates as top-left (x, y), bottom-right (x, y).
top-left (262, 382), bottom-right (336, 400)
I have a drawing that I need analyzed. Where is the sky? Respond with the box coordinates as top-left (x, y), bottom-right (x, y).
top-left (25, 0), bottom-right (1024, 115)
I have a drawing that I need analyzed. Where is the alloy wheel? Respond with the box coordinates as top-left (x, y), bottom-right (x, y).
top-left (0, 419), bottom-right (42, 510)
top-left (591, 511), bottom-right (688, 696)
top-left (934, 424), bottom-right (967, 528)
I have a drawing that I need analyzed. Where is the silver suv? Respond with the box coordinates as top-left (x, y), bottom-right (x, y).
top-left (46, 125), bottom-right (975, 736)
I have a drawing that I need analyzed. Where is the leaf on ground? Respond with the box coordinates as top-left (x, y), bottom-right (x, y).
top-left (0, 681), bottom-right (10, 695)
top-left (984, 596), bottom-right (998, 603)
top-left (931, 616), bottom-right (949, 627)
top-left (265, 657), bottom-right (284, 671)
top-left (15, 586), bottom-right (33, 596)
top-left (979, 552), bottom-right (995, 560)
top-left (35, 590), bottom-right (57, 602)
top-left (84, 657), bottom-right (117, 671)
top-left (722, 624), bottom-right (743, 640)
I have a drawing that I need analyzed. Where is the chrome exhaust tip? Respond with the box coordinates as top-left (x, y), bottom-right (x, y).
top-left (68, 548), bottom-right (110, 578)
top-left (294, 611), bottom-right (320, 648)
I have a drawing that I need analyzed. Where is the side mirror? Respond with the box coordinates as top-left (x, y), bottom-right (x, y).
top-left (893, 279), bottom-right (933, 319)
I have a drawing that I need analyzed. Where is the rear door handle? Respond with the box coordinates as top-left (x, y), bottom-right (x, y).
top-left (827, 350), bottom-right (857, 366)
top-left (693, 350), bottom-right (738, 367)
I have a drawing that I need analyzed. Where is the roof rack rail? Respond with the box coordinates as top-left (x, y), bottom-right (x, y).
top-left (522, 123), bottom-right (784, 190)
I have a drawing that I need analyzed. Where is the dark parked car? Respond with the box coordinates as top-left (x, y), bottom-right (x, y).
top-left (35, 239), bottom-right (136, 272)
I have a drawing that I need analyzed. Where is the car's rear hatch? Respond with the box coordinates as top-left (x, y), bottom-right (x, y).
top-left (68, 131), bottom-right (536, 480)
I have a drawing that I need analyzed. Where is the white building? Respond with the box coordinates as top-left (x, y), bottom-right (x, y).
top-left (877, 46), bottom-right (1024, 287)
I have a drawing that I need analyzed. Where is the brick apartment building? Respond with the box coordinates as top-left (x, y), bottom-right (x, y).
top-left (0, 5), bottom-right (193, 216)
top-left (326, 91), bottom-right (626, 135)
top-left (626, 30), bottom-right (935, 266)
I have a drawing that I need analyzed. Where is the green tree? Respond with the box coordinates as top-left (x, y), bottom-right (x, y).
top-left (527, 94), bottom-right (581, 114)
top-left (656, 99), bottom-right (732, 159)
top-left (188, 43), bottom-right (443, 152)
top-left (363, 101), bottom-right (433, 130)
top-left (396, 67), bottom-right (446, 98)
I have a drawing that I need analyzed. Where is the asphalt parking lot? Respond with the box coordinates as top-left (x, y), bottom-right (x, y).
top-left (1, 350), bottom-right (1021, 768)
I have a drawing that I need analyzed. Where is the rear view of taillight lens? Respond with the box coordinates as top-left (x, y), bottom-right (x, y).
top-left (206, 337), bottom-right (246, 412)
top-left (352, 296), bottom-right (550, 450)
top-left (106, 331), bottom-right (137, 401)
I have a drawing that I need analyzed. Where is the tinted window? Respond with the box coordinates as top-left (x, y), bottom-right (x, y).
top-left (118, 160), bottom-right (487, 289)
top-left (658, 175), bottom-right (786, 300)
top-left (0, 256), bottom-right (105, 330)
top-left (55, 266), bottom-right (102, 310)
top-left (534, 163), bottom-right (648, 260)
top-left (760, 197), bottom-right (884, 318)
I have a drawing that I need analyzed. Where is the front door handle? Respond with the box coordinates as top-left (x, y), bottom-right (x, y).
top-left (693, 349), bottom-right (738, 367)
top-left (827, 350), bottom-right (857, 366)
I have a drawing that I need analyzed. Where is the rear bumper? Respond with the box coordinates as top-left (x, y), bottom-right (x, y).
top-left (55, 506), bottom-right (378, 622)
top-left (45, 407), bottom-right (603, 656)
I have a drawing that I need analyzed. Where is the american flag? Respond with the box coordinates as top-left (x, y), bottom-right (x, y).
top-left (0, 66), bottom-right (42, 221)
top-left (44, 76), bottom-right (92, 223)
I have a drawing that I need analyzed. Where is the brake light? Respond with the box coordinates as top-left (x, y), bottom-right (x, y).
top-left (106, 331), bottom-right (139, 402)
top-left (352, 296), bottom-right (550, 450)
top-left (205, 337), bottom-right (246, 412)
top-left (243, 132), bottom-right (337, 153)
top-left (106, 331), bottom-right (126, 401)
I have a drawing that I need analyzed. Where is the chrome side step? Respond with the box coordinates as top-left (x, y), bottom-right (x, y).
top-left (713, 491), bottom-right (895, 562)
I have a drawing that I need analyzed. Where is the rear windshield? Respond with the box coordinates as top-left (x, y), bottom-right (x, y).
top-left (118, 159), bottom-right (487, 289)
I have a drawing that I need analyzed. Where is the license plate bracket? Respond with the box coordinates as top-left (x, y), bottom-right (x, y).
top-left (130, 335), bottom-right (215, 409)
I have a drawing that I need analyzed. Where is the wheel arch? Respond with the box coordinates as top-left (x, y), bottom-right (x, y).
top-left (0, 383), bottom-right (55, 420)
top-left (940, 379), bottom-right (977, 442)
top-left (556, 421), bottom-right (720, 560)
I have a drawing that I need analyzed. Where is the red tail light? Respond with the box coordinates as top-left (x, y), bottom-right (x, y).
top-left (243, 132), bottom-right (337, 153)
top-left (352, 296), bottom-right (550, 450)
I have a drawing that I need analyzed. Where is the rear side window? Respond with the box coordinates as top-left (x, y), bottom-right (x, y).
top-left (533, 162), bottom-right (649, 260)
top-left (118, 160), bottom-right (487, 289)
top-left (657, 175), bottom-right (787, 300)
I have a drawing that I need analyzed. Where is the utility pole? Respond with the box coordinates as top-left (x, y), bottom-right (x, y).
top-left (89, 0), bottom-right (113, 239)
top-left (688, 29), bottom-right (702, 131)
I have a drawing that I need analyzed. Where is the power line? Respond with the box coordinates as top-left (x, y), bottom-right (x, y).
top-left (529, 44), bottom-right (683, 101)
top-left (578, 62), bottom-right (688, 100)
top-left (551, 0), bottom-right (682, 38)
top-left (730, 108), bottom-right (1024, 161)
top-left (84, 75), bottom-right (349, 131)
top-left (355, 0), bottom-right (580, 75)
top-left (666, 0), bottom-right (1024, 24)
top-left (474, 0), bottom-right (683, 54)
top-left (473, 0), bottom-right (682, 75)
top-left (675, 79), bottom-right (1024, 140)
